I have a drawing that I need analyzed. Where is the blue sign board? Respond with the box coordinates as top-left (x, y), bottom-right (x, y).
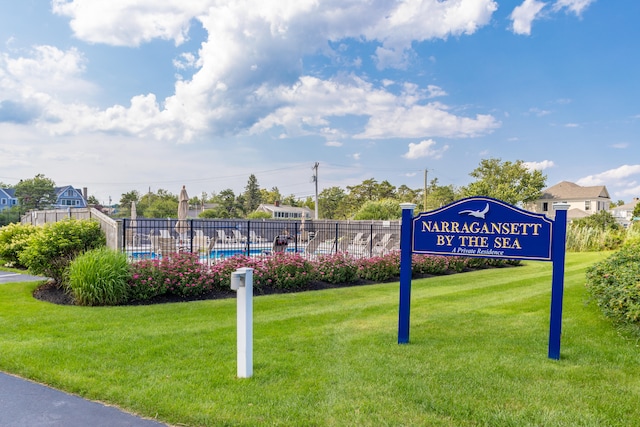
top-left (412, 197), bottom-right (553, 261)
top-left (398, 197), bottom-right (570, 360)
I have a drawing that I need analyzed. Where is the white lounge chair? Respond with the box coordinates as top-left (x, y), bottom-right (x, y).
top-left (216, 229), bottom-right (232, 243)
top-left (232, 229), bottom-right (247, 243)
top-left (150, 236), bottom-right (177, 257)
top-left (249, 230), bottom-right (265, 243)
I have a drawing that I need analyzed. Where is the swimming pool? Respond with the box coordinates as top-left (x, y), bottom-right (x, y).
top-left (129, 246), bottom-right (300, 261)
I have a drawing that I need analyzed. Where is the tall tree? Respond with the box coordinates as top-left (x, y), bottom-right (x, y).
top-left (462, 158), bottom-right (546, 205)
top-left (260, 187), bottom-right (282, 204)
top-left (281, 194), bottom-right (299, 207)
top-left (396, 184), bottom-right (420, 205)
top-left (353, 199), bottom-right (402, 220)
top-left (138, 188), bottom-right (177, 218)
top-left (211, 188), bottom-right (242, 218)
top-left (426, 178), bottom-right (458, 209)
top-left (119, 190), bottom-right (140, 216)
top-left (243, 174), bottom-right (262, 214)
top-left (14, 174), bottom-right (57, 211)
top-left (318, 186), bottom-right (347, 219)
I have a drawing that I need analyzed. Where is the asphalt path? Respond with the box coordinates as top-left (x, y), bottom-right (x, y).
top-left (0, 270), bottom-right (48, 284)
top-left (0, 373), bottom-right (168, 427)
top-left (1, 271), bottom-right (169, 426)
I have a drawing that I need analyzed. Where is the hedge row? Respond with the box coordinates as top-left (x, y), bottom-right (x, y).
top-left (585, 242), bottom-right (640, 329)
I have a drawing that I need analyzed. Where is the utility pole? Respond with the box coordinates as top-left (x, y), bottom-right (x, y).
top-left (423, 168), bottom-right (428, 212)
top-left (312, 162), bottom-right (319, 219)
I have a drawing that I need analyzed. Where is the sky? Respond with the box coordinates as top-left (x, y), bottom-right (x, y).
top-left (1, 0), bottom-right (639, 206)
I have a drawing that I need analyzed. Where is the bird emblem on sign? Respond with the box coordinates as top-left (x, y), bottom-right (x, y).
top-left (458, 203), bottom-right (490, 219)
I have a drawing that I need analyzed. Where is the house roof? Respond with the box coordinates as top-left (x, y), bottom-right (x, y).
top-left (567, 208), bottom-right (590, 220)
top-left (257, 203), bottom-right (311, 214)
top-left (0, 188), bottom-right (16, 198)
top-left (611, 199), bottom-right (639, 211)
top-left (539, 181), bottom-right (610, 200)
top-left (55, 185), bottom-right (80, 196)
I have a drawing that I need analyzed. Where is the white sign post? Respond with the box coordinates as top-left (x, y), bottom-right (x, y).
top-left (231, 267), bottom-right (253, 378)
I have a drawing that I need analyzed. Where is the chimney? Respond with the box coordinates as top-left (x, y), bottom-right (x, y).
top-left (82, 187), bottom-right (88, 201)
top-left (275, 200), bottom-right (280, 207)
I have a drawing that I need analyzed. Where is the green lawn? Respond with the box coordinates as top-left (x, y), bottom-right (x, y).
top-left (1, 251), bottom-right (639, 426)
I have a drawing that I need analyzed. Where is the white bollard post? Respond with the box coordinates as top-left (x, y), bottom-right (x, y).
top-left (230, 267), bottom-right (253, 378)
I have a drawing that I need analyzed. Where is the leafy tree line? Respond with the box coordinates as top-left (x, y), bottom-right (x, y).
top-left (320, 158), bottom-right (548, 220)
top-left (16, 159), bottom-right (624, 222)
top-left (116, 174), bottom-right (315, 219)
top-left (113, 158), bottom-right (550, 220)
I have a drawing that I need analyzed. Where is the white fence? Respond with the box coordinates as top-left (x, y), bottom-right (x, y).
top-left (21, 208), bottom-right (121, 250)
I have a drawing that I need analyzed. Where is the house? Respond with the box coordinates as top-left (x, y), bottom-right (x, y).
top-left (526, 181), bottom-right (611, 220)
top-left (0, 185), bottom-right (87, 211)
top-left (0, 188), bottom-right (18, 212)
top-left (54, 186), bottom-right (88, 209)
top-left (255, 201), bottom-right (312, 220)
top-left (610, 198), bottom-right (639, 227)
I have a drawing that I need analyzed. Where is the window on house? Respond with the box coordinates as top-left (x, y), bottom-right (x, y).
top-left (542, 202), bottom-right (548, 212)
top-left (585, 201), bottom-right (590, 211)
top-left (1, 199), bottom-right (6, 205)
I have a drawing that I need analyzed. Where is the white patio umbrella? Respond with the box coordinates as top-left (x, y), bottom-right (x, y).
top-left (175, 185), bottom-right (190, 239)
top-left (127, 201), bottom-right (138, 246)
top-left (130, 201), bottom-right (137, 228)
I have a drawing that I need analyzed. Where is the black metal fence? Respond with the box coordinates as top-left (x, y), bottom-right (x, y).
top-left (122, 218), bottom-right (401, 263)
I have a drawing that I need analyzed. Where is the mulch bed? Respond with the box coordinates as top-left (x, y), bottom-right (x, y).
top-left (32, 277), bottom-right (399, 306)
top-left (31, 266), bottom-right (512, 307)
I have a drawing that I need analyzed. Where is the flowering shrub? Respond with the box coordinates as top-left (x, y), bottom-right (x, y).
top-left (315, 252), bottom-right (359, 284)
top-left (210, 255), bottom-right (262, 290)
top-left (160, 252), bottom-right (216, 297)
top-left (128, 252), bottom-right (216, 300)
top-left (128, 258), bottom-right (168, 301)
top-left (259, 253), bottom-right (315, 290)
top-left (124, 249), bottom-right (520, 304)
top-left (412, 254), bottom-right (449, 276)
top-left (356, 252), bottom-right (401, 282)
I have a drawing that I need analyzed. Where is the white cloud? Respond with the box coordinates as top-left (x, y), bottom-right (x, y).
top-left (510, 0), bottom-right (546, 35)
top-left (552, 0), bottom-right (596, 16)
top-left (426, 85), bottom-right (447, 98)
top-left (250, 76), bottom-right (500, 141)
top-left (523, 160), bottom-right (555, 171)
top-left (528, 107), bottom-right (551, 117)
top-left (173, 52), bottom-right (197, 70)
top-left (611, 142), bottom-right (629, 149)
top-left (325, 141), bottom-right (343, 147)
top-left (51, 0), bottom-right (207, 47)
top-left (564, 123), bottom-right (579, 128)
top-left (5, 1), bottom-right (502, 144)
top-left (577, 165), bottom-right (640, 186)
top-left (352, 152), bottom-right (361, 161)
top-left (403, 139), bottom-right (449, 159)
top-left (1, 45), bottom-right (94, 100)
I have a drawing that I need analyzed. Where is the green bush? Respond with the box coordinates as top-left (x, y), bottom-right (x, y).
top-left (67, 248), bottom-right (130, 306)
top-left (0, 223), bottom-right (40, 267)
top-left (585, 244), bottom-right (640, 328)
top-left (19, 219), bottom-right (106, 284)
